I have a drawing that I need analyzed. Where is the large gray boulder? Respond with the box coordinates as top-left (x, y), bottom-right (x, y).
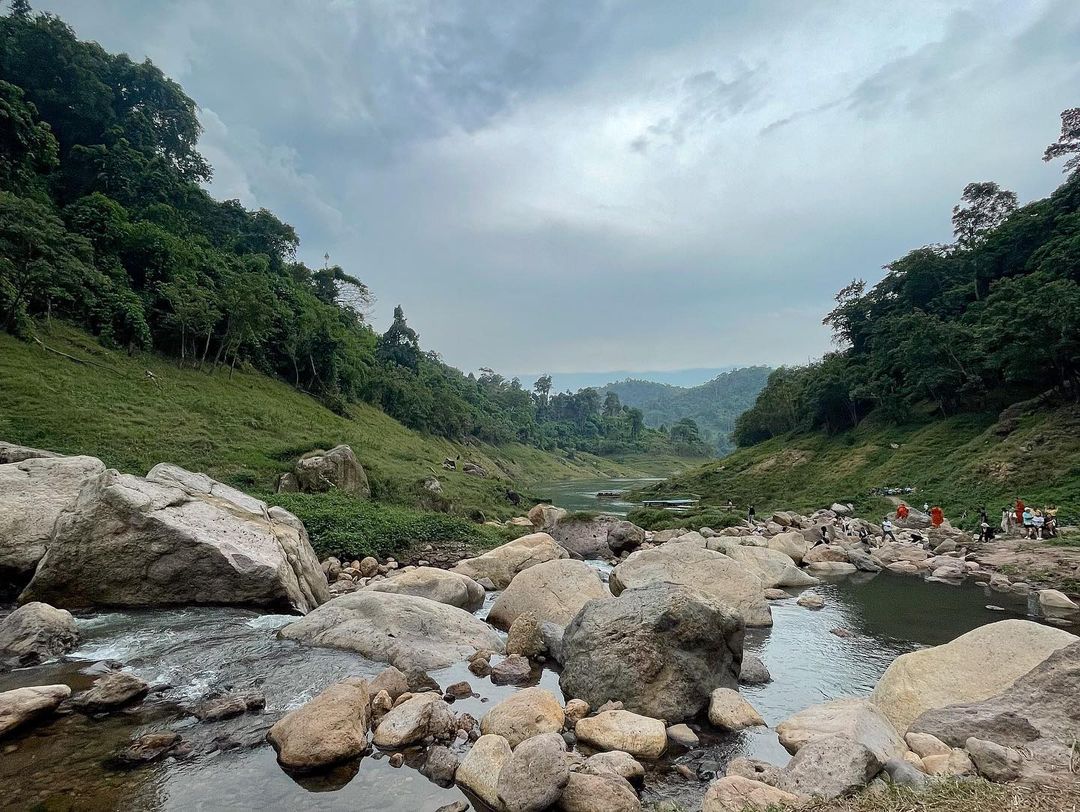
top-left (457, 734), bottom-right (512, 810)
top-left (560, 584), bottom-right (743, 722)
top-left (452, 533), bottom-right (568, 589)
top-left (364, 567), bottom-right (485, 613)
top-left (779, 734), bottom-right (882, 799)
top-left (287, 444), bottom-right (370, 498)
top-left (557, 772), bottom-right (640, 812)
top-left (0, 442), bottom-right (62, 464)
top-left (606, 521), bottom-right (645, 554)
top-left (20, 464), bottom-right (328, 613)
top-left (487, 559), bottom-right (610, 630)
top-left (480, 687), bottom-right (565, 748)
top-left (610, 545), bottom-right (771, 627)
top-left (706, 541), bottom-right (819, 588)
top-left (496, 732), bottom-right (569, 812)
top-left (909, 641), bottom-right (1080, 780)
top-left (279, 591), bottom-right (504, 671)
top-left (0, 684), bottom-right (71, 737)
top-left (0, 602), bottom-right (79, 668)
top-left (266, 680), bottom-right (371, 770)
top-left (776, 697), bottom-right (906, 763)
top-left (0, 454), bottom-right (106, 587)
top-left (552, 516), bottom-right (619, 559)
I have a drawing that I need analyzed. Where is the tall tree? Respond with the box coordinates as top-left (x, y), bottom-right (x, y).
top-left (951, 182), bottom-right (1017, 299)
top-left (1043, 108), bottom-right (1080, 175)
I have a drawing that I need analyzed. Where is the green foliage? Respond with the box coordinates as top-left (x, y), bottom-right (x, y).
top-left (266, 490), bottom-right (500, 560)
top-left (626, 507), bottom-right (743, 531)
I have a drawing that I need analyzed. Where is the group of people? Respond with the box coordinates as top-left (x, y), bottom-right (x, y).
top-left (1004, 499), bottom-right (1058, 539)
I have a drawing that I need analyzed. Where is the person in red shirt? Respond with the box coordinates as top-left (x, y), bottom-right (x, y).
top-left (930, 506), bottom-right (944, 528)
top-left (896, 503), bottom-right (909, 521)
top-left (1014, 498), bottom-right (1025, 529)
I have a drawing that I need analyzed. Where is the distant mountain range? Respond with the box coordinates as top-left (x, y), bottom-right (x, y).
top-left (597, 367), bottom-right (772, 455)
top-left (514, 368), bottom-right (739, 393)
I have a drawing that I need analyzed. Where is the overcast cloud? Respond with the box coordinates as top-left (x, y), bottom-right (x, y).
top-left (36, 0), bottom-right (1080, 378)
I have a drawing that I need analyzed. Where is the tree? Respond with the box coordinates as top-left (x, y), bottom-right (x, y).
top-left (533, 374), bottom-right (552, 410)
top-left (9, 0), bottom-right (31, 18)
top-left (376, 305), bottom-right (421, 371)
top-left (1043, 108), bottom-right (1080, 175)
top-left (602, 390), bottom-right (621, 418)
top-left (952, 182), bottom-right (1017, 300)
top-left (0, 80), bottom-right (57, 193)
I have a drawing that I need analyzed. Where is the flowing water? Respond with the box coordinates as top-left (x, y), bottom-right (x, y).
top-left (532, 477), bottom-right (663, 516)
top-left (2, 479), bottom-right (1076, 811)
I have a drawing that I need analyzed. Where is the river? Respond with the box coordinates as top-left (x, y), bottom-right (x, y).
top-left (2, 479), bottom-right (1076, 811)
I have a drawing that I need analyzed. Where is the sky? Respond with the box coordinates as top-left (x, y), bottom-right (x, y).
top-left (36, 0), bottom-right (1080, 381)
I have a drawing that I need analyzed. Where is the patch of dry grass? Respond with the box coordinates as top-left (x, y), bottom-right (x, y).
top-left (791, 780), bottom-right (1080, 812)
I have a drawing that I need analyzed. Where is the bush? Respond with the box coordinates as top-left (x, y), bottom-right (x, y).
top-left (626, 506), bottom-right (743, 531)
top-left (267, 490), bottom-right (496, 560)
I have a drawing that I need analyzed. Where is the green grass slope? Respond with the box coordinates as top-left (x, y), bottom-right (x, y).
top-left (0, 325), bottom-right (669, 526)
top-left (646, 403), bottom-right (1080, 528)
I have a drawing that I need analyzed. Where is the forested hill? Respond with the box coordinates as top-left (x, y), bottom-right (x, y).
top-left (0, 7), bottom-right (695, 463)
top-left (598, 367), bottom-right (771, 455)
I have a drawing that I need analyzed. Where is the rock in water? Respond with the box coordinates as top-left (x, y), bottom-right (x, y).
top-left (583, 751), bottom-right (646, 785)
top-left (72, 671), bottom-right (150, 714)
top-left (560, 585), bottom-right (743, 722)
top-left (193, 690), bottom-right (266, 722)
top-left (0, 454), bottom-right (105, 587)
top-left (706, 542), bottom-right (819, 589)
top-left (372, 692), bottom-right (455, 748)
top-left (702, 776), bottom-right (800, 812)
top-left (606, 521), bottom-right (645, 554)
top-left (776, 697), bottom-right (906, 763)
top-left (451, 533), bottom-right (568, 589)
top-left (279, 591), bottom-right (504, 671)
top-left (364, 567), bottom-right (485, 613)
top-left (479, 687), bottom-right (564, 748)
top-left (0, 684), bottom-right (71, 736)
top-left (779, 734), bottom-right (882, 799)
top-left (739, 654), bottom-right (771, 685)
top-left (20, 464), bottom-right (328, 613)
top-left (267, 680), bottom-right (370, 770)
top-left (574, 710), bottom-right (667, 759)
top-left (290, 445), bottom-right (370, 498)
top-left (870, 620), bottom-right (1077, 734)
top-left (0, 602), bottom-right (79, 667)
top-left (610, 545), bottom-right (771, 627)
top-left (707, 688), bottom-right (765, 731)
top-left (487, 559), bottom-right (610, 630)
top-left (557, 771), bottom-right (640, 812)
top-left (456, 733), bottom-right (512, 809)
top-left (496, 732), bottom-right (569, 812)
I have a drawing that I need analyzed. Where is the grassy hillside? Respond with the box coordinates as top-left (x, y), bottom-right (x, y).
top-left (645, 401), bottom-right (1080, 528)
top-left (0, 325), bottom-right (674, 526)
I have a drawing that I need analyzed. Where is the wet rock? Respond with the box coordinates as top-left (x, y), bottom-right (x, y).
top-left (704, 776), bottom-right (801, 812)
top-left (779, 734), bottom-right (882, 799)
top-left (289, 445), bottom-right (370, 498)
top-left (574, 710), bottom-right (667, 759)
top-left (365, 567), bottom-right (485, 613)
top-left (487, 559), bottom-right (610, 630)
top-left (372, 692), bottom-right (455, 749)
top-left (666, 723), bottom-right (699, 748)
top-left (965, 737), bottom-right (1023, 782)
top-left (468, 655), bottom-right (492, 677)
top-left (725, 757), bottom-right (781, 787)
top-left (610, 545), bottom-right (771, 627)
top-left (0, 684), bottom-right (70, 737)
top-left (560, 584), bottom-right (743, 722)
top-left (388, 752), bottom-right (404, 767)
top-left (496, 732), bottom-right (569, 812)
top-left (796, 592), bottom-right (824, 609)
top-left (491, 654), bottom-right (532, 685)
top-left (776, 697), bottom-right (906, 763)
top-left (505, 612), bottom-right (547, 658)
top-left (457, 733), bottom-right (512, 809)
top-left (557, 771), bottom-right (640, 811)
top-left (806, 561), bottom-right (857, 575)
top-left (193, 690), bottom-right (265, 722)
top-left (707, 688), bottom-right (765, 731)
top-left (763, 589), bottom-right (789, 601)
top-left (480, 687), bottom-right (564, 748)
top-left (21, 464), bottom-right (328, 613)
top-left (370, 666), bottom-right (410, 702)
top-left (113, 731), bottom-right (184, 766)
top-left (421, 744), bottom-right (460, 786)
top-left (0, 602), bottom-right (79, 667)
top-left (847, 550), bottom-right (882, 573)
top-left (72, 671), bottom-right (150, 714)
top-left (279, 591), bottom-right (504, 671)
top-left (404, 667), bottom-right (441, 693)
top-left (452, 533), bottom-right (568, 589)
top-left (872, 620), bottom-right (1077, 734)
top-left (583, 750), bottom-right (645, 785)
top-left (266, 680), bottom-right (371, 771)
top-left (370, 690), bottom-right (393, 726)
top-left (444, 681), bottom-right (473, 700)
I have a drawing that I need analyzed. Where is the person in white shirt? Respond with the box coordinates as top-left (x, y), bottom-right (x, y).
top-left (881, 517), bottom-right (897, 543)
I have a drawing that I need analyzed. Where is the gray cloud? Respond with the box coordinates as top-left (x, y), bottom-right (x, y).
top-left (35, 0), bottom-right (1080, 375)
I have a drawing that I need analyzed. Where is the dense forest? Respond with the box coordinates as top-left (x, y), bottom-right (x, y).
top-left (0, 6), bottom-right (710, 460)
top-left (599, 366), bottom-right (771, 454)
top-left (734, 110), bottom-right (1080, 448)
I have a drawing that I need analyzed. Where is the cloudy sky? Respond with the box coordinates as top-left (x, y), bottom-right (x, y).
top-left (38, 0), bottom-right (1080, 379)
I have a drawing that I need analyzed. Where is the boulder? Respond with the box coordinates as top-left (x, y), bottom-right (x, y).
top-left (506, 612), bottom-right (547, 658)
top-left (965, 737), bottom-right (1023, 782)
top-left (480, 687), bottom-right (564, 748)
top-left (370, 666), bottom-right (410, 702)
top-left (875, 543), bottom-right (928, 565)
top-left (607, 521), bottom-right (645, 554)
top-left (767, 531), bottom-right (812, 564)
top-left (456, 733), bottom-right (512, 809)
top-left (21, 464), bottom-right (328, 613)
top-left (553, 516), bottom-right (619, 559)
top-left (0, 602), bottom-right (79, 667)
top-left (266, 680), bottom-right (370, 770)
top-left (803, 545), bottom-right (848, 564)
top-left (560, 585), bottom-right (743, 722)
top-left (487, 559), bottom-right (610, 630)
top-left (706, 542), bottom-right (819, 588)
top-left (904, 731), bottom-right (950, 758)
top-left (707, 688), bottom-right (765, 731)
top-left (364, 567), bottom-right (485, 613)
top-left (462, 461), bottom-right (488, 478)
top-left (290, 445), bottom-right (370, 498)
top-left (491, 654), bottom-right (532, 685)
top-left (564, 698), bottom-right (590, 726)
top-left (739, 654), bottom-right (772, 685)
top-left (0, 441), bottom-right (61, 463)
top-left (703, 776), bottom-right (801, 812)
top-left (870, 620), bottom-right (1077, 733)
top-left (610, 545), bottom-right (770, 627)
top-left (779, 734), bottom-right (882, 799)
top-left (574, 710), bottom-right (667, 759)
top-left (114, 731), bottom-right (185, 766)
top-left (0, 684), bottom-right (71, 737)
top-left (583, 751), bottom-right (645, 784)
top-left (421, 745), bottom-right (459, 786)
top-left (776, 698), bottom-right (906, 763)
top-left (193, 690), bottom-right (265, 722)
top-left (528, 504), bottom-right (568, 531)
top-left (0, 454), bottom-right (106, 586)
top-left (557, 771), bottom-right (640, 812)
top-left (725, 757), bottom-right (782, 787)
top-left (72, 671), bottom-right (149, 713)
top-left (451, 533), bottom-right (568, 590)
top-left (796, 593), bottom-right (824, 609)
top-left (279, 591), bottom-right (504, 671)
top-left (1038, 589), bottom-right (1079, 611)
top-left (372, 692), bottom-right (455, 748)
top-left (881, 757), bottom-right (928, 789)
top-left (666, 723), bottom-right (699, 748)
top-left (847, 549), bottom-right (882, 573)
top-left (806, 561), bottom-right (857, 575)
top-left (497, 732), bottom-right (569, 812)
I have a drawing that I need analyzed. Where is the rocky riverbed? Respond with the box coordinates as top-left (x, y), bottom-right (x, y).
top-left (1, 444), bottom-right (1079, 811)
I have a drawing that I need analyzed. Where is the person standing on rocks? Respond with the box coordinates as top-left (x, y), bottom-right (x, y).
top-left (747, 505), bottom-right (756, 526)
top-left (881, 517), bottom-right (897, 543)
top-left (930, 506), bottom-right (944, 528)
top-left (896, 503), bottom-right (909, 522)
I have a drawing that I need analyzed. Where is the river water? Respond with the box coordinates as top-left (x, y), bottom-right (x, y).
top-left (2, 480), bottom-right (1076, 811)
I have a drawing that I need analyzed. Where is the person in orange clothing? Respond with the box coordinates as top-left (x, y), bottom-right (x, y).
top-left (896, 503), bottom-right (909, 521)
top-left (930, 505), bottom-right (944, 528)
top-left (1014, 498), bottom-right (1025, 529)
